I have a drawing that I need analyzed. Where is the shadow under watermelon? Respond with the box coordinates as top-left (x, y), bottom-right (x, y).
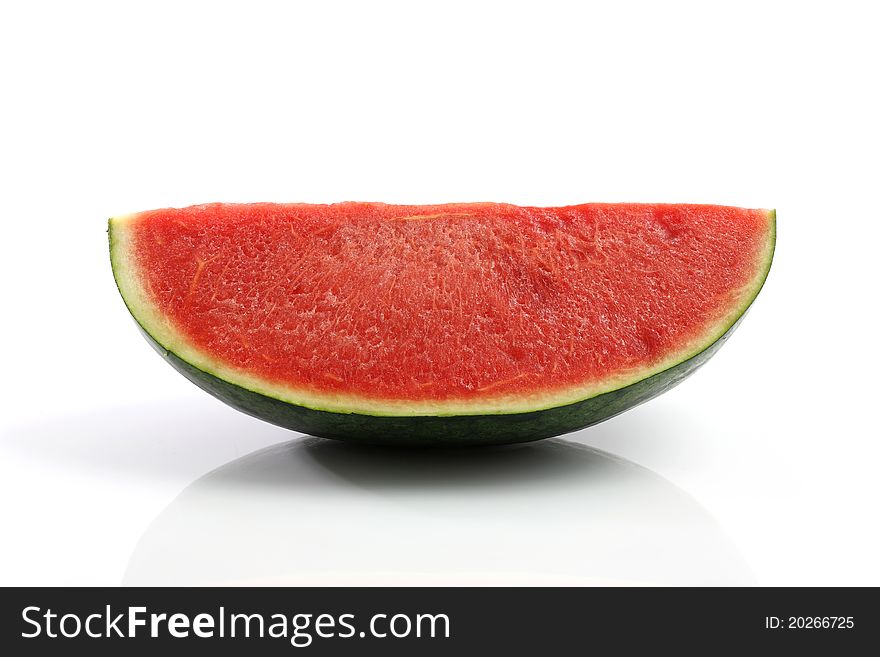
top-left (123, 434), bottom-right (754, 586)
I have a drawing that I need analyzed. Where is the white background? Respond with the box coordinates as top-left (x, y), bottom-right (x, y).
top-left (1, 1), bottom-right (878, 586)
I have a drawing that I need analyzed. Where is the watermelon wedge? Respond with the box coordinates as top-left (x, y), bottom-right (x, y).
top-left (109, 203), bottom-right (774, 445)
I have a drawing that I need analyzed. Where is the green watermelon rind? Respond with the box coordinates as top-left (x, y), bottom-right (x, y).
top-left (109, 209), bottom-right (775, 445)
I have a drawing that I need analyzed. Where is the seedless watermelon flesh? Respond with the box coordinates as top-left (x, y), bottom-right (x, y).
top-left (109, 203), bottom-right (774, 445)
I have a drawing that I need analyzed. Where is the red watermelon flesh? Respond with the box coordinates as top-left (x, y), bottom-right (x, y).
top-left (114, 203), bottom-right (772, 411)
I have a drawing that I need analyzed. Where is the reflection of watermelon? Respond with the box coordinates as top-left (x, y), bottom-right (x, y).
top-left (109, 203), bottom-right (774, 445)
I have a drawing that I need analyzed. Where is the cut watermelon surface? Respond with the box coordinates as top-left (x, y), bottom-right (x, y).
top-left (109, 203), bottom-right (774, 445)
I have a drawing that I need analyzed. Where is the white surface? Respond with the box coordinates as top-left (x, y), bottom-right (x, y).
top-left (1, 0), bottom-right (878, 586)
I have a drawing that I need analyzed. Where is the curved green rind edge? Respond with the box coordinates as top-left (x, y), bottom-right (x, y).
top-left (139, 311), bottom-right (742, 446)
top-left (112, 210), bottom-right (775, 446)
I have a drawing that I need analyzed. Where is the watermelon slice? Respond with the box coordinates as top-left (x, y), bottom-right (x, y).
top-left (109, 203), bottom-right (774, 445)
